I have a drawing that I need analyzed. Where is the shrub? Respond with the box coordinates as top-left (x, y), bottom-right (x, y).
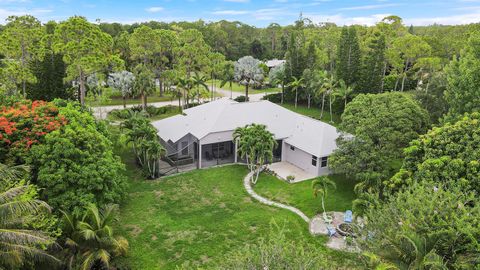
top-left (29, 102), bottom-right (127, 214)
top-left (234, 95), bottom-right (249, 102)
top-left (262, 93), bottom-right (282, 103)
top-left (0, 100), bottom-right (67, 164)
top-left (109, 105), bottom-right (180, 120)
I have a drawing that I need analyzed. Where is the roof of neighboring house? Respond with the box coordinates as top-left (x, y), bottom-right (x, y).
top-left (265, 59), bottom-right (286, 68)
top-left (152, 99), bottom-right (341, 157)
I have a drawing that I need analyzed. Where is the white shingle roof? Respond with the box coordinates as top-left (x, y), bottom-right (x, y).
top-left (152, 98), bottom-right (340, 157)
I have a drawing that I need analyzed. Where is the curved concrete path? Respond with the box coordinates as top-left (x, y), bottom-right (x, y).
top-left (243, 171), bottom-right (310, 223)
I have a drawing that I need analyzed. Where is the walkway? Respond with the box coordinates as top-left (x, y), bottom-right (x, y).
top-left (243, 170), bottom-right (310, 223)
top-left (267, 161), bottom-right (316, 183)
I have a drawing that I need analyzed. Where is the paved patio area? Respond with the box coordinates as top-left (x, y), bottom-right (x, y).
top-left (267, 161), bottom-right (316, 183)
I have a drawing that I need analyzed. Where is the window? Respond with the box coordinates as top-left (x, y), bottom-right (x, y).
top-left (290, 146), bottom-right (295, 151)
top-left (320, 156), bottom-right (328, 168)
top-left (181, 141), bottom-right (188, 155)
top-left (311, 155), bottom-right (317, 166)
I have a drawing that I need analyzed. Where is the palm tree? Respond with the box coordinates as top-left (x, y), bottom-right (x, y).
top-left (321, 74), bottom-right (337, 121)
top-left (191, 72), bottom-right (209, 103)
top-left (233, 124), bottom-right (277, 184)
top-left (220, 61), bottom-right (235, 99)
top-left (379, 233), bottom-right (447, 270)
top-left (311, 176), bottom-right (336, 215)
top-left (335, 79), bottom-right (354, 110)
top-left (144, 140), bottom-right (166, 179)
top-left (62, 203), bottom-right (128, 270)
top-left (0, 185), bottom-right (59, 269)
top-left (288, 76), bottom-right (304, 108)
top-left (176, 77), bottom-right (192, 108)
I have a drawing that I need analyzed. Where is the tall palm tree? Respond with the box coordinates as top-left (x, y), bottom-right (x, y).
top-left (176, 77), bottom-right (192, 108)
top-left (220, 61), bottom-right (235, 99)
top-left (62, 204), bottom-right (128, 270)
top-left (321, 74), bottom-right (337, 121)
top-left (0, 185), bottom-right (59, 269)
top-left (311, 176), bottom-right (336, 215)
top-left (233, 124), bottom-right (277, 184)
top-left (335, 79), bottom-right (354, 111)
top-left (288, 76), bottom-right (304, 108)
top-left (191, 72), bottom-right (209, 103)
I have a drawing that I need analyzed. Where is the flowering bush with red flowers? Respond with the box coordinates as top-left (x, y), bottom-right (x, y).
top-left (0, 100), bottom-right (68, 163)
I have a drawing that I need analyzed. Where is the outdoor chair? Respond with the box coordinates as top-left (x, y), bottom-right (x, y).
top-left (344, 210), bottom-right (353, 223)
top-left (327, 226), bottom-right (337, 237)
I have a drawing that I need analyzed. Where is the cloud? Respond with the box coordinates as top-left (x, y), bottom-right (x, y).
top-left (307, 13), bottom-right (391, 26)
top-left (223, 0), bottom-right (250, 2)
top-left (211, 10), bottom-right (248, 15)
top-left (0, 8), bottom-right (52, 22)
top-left (404, 12), bottom-right (480, 25)
top-left (145, 6), bottom-right (164, 13)
top-left (337, 3), bottom-right (400, 11)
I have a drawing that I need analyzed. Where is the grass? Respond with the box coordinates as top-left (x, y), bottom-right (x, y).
top-left (279, 103), bottom-right (342, 127)
top-left (254, 174), bottom-right (357, 217)
top-left (112, 137), bottom-right (361, 269)
top-left (207, 80), bottom-right (281, 94)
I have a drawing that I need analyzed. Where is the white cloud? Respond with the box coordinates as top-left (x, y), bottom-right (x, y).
top-left (307, 13), bottom-right (391, 26)
top-left (211, 10), bottom-right (248, 15)
top-left (337, 3), bottom-right (400, 11)
top-left (404, 12), bottom-right (480, 25)
top-left (145, 6), bottom-right (164, 13)
top-left (0, 8), bottom-right (52, 22)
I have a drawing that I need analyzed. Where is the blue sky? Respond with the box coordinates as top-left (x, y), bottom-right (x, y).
top-left (1, 0), bottom-right (480, 26)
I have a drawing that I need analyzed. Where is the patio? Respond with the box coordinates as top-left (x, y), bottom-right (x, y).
top-left (267, 161), bottom-right (316, 183)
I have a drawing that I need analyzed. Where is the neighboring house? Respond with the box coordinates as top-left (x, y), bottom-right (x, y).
top-left (265, 59), bottom-right (286, 70)
top-left (152, 98), bottom-right (340, 176)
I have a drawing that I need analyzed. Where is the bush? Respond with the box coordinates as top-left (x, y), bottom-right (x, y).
top-left (0, 100), bottom-right (68, 164)
top-left (234, 95), bottom-right (249, 102)
top-left (262, 93), bottom-right (282, 103)
top-left (109, 105), bottom-right (180, 120)
top-left (29, 102), bottom-right (127, 214)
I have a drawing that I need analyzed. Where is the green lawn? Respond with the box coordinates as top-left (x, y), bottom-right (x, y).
top-left (208, 80), bottom-right (281, 94)
top-left (113, 140), bottom-right (361, 269)
top-left (279, 103), bottom-right (342, 127)
top-left (254, 174), bottom-right (357, 217)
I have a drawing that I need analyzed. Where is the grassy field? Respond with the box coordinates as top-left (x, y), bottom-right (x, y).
top-left (279, 103), bottom-right (342, 127)
top-left (113, 139), bottom-right (361, 269)
top-left (254, 173), bottom-right (357, 217)
top-left (208, 80), bottom-right (281, 94)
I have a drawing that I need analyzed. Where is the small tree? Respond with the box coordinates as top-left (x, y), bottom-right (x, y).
top-left (220, 61), bottom-right (235, 99)
top-left (108, 71), bottom-right (135, 108)
top-left (61, 203), bottom-right (128, 270)
top-left (269, 63), bottom-right (287, 103)
top-left (288, 76), bottom-right (304, 108)
top-left (233, 124), bottom-right (277, 184)
top-left (312, 176), bottom-right (336, 215)
top-left (234, 56), bottom-right (264, 100)
top-left (133, 63), bottom-right (155, 110)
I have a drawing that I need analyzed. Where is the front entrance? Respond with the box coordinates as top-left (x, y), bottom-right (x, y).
top-left (273, 139), bottom-right (283, 162)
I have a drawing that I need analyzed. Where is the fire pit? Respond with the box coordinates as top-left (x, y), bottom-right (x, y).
top-left (337, 223), bottom-right (357, 237)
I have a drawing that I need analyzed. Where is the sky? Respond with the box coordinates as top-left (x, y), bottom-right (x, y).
top-left (1, 0), bottom-right (480, 27)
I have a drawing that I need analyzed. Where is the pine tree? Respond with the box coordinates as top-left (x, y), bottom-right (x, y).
top-left (357, 32), bottom-right (386, 93)
top-left (336, 27), bottom-right (361, 87)
top-left (285, 31), bottom-right (306, 82)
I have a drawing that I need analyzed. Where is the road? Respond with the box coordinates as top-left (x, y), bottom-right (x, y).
top-left (91, 86), bottom-right (275, 119)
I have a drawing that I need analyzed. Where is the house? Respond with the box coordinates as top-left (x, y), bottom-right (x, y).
top-left (152, 98), bottom-right (341, 177)
top-left (265, 59), bottom-right (286, 70)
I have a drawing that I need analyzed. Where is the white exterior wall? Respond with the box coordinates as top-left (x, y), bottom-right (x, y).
top-left (282, 142), bottom-right (318, 175)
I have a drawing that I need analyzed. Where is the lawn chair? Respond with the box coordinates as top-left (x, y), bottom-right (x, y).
top-left (323, 212), bottom-right (333, 224)
top-left (344, 210), bottom-right (353, 223)
top-left (327, 226), bottom-right (337, 237)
